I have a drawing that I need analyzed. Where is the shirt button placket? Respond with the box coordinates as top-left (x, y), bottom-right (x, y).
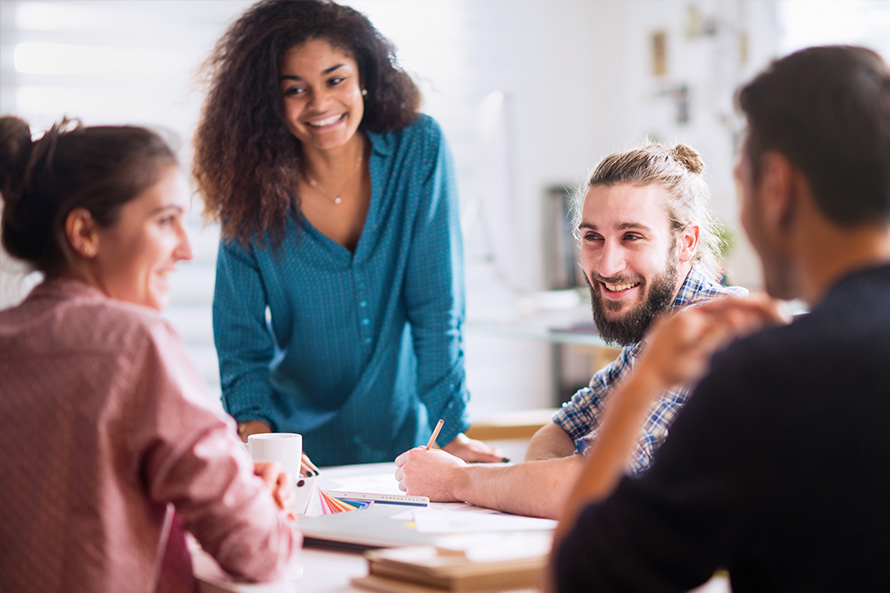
top-left (354, 273), bottom-right (372, 348)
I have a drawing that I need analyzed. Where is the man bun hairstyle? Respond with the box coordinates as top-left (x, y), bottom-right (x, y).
top-left (0, 116), bottom-right (177, 275)
top-left (670, 144), bottom-right (704, 175)
top-left (576, 142), bottom-right (723, 281)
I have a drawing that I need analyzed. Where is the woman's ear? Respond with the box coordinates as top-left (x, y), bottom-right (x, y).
top-left (65, 208), bottom-right (100, 259)
top-left (676, 224), bottom-right (700, 264)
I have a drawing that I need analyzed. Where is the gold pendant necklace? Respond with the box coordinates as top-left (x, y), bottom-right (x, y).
top-left (302, 145), bottom-right (364, 205)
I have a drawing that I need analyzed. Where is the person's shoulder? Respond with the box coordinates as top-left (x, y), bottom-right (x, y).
top-left (375, 113), bottom-right (443, 145)
top-left (718, 284), bottom-right (749, 298)
top-left (403, 113), bottom-right (441, 135)
top-left (822, 262), bottom-right (890, 314)
top-left (706, 308), bottom-right (839, 391)
top-left (368, 114), bottom-right (447, 176)
top-left (684, 267), bottom-right (748, 303)
top-left (748, 264), bottom-right (890, 351)
top-left (94, 300), bottom-right (179, 348)
top-left (28, 279), bottom-right (178, 348)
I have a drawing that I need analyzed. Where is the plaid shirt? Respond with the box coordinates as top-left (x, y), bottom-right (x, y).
top-left (552, 266), bottom-right (747, 476)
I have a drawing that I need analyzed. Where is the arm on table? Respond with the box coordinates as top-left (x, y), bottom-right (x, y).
top-left (395, 446), bottom-right (585, 519)
top-left (525, 422), bottom-right (577, 461)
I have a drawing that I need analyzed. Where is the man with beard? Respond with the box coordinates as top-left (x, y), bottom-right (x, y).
top-left (394, 142), bottom-right (745, 519)
top-left (552, 45), bottom-right (890, 592)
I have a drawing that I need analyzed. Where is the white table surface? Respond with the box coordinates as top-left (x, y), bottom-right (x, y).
top-left (193, 462), bottom-right (730, 593)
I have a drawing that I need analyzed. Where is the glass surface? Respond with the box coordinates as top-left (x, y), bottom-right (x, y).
top-left (466, 288), bottom-right (609, 348)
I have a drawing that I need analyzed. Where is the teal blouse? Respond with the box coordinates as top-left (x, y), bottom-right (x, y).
top-left (213, 115), bottom-right (471, 466)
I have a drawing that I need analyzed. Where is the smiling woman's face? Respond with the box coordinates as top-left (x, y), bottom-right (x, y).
top-left (278, 38), bottom-right (365, 154)
top-left (89, 164), bottom-right (193, 310)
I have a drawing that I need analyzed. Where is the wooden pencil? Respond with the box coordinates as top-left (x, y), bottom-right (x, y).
top-left (425, 419), bottom-right (444, 450)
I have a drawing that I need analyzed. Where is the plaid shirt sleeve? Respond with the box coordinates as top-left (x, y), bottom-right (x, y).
top-left (552, 266), bottom-right (748, 476)
top-left (552, 343), bottom-right (640, 441)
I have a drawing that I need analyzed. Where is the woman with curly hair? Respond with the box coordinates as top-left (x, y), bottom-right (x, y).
top-left (193, 0), bottom-right (503, 467)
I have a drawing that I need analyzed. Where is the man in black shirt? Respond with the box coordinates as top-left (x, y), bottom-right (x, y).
top-left (553, 45), bottom-right (890, 593)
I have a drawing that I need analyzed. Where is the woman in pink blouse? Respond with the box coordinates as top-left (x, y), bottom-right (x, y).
top-left (0, 116), bottom-right (302, 592)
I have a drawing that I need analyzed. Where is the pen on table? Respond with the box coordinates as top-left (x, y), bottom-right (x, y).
top-left (426, 419), bottom-right (445, 450)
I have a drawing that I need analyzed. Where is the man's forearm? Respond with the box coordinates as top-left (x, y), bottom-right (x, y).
top-left (451, 456), bottom-right (587, 519)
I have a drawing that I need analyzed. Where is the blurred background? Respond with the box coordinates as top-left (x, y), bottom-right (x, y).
top-left (2, 0), bottom-right (889, 415)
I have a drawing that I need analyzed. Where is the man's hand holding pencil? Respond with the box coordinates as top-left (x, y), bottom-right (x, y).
top-left (393, 419), bottom-right (508, 501)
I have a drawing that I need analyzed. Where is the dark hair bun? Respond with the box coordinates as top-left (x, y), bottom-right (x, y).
top-left (672, 144), bottom-right (704, 174)
top-left (2, 116), bottom-right (177, 274)
top-left (0, 116), bottom-right (34, 205)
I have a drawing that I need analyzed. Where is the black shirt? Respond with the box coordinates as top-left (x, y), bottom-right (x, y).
top-left (556, 263), bottom-right (890, 592)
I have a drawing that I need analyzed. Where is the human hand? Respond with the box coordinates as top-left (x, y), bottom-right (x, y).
top-left (253, 461), bottom-right (295, 513)
top-left (394, 447), bottom-right (468, 501)
top-left (237, 420), bottom-right (271, 443)
top-left (301, 451), bottom-right (320, 477)
top-left (637, 295), bottom-right (790, 393)
top-left (442, 433), bottom-right (508, 463)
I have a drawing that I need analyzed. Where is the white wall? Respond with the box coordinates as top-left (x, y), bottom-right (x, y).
top-left (1, 0), bottom-right (606, 409)
top-left (582, 0), bottom-right (783, 290)
top-left (2, 0), bottom-right (888, 412)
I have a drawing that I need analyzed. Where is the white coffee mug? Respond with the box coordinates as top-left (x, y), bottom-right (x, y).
top-left (247, 432), bottom-right (302, 484)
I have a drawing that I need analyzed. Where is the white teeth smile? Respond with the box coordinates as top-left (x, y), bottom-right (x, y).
top-left (307, 114), bottom-right (342, 127)
top-left (604, 282), bottom-right (638, 292)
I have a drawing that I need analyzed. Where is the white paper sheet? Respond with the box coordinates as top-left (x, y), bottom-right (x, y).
top-left (412, 508), bottom-right (556, 534)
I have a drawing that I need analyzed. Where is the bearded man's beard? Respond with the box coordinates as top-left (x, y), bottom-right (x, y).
top-left (588, 258), bottom-right (680, 347)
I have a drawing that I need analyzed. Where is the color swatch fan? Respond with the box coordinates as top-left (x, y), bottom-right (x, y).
top-left (297, 478), bottom-right (374, 517)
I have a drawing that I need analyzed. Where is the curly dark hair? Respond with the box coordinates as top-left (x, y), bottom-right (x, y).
top-left (193, 0), bottom-right (422, 246)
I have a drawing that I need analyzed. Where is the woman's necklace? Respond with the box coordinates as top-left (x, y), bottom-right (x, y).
top-left (302, 145), bottom-right (364, 205)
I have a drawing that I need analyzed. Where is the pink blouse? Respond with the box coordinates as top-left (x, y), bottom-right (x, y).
top-left (0, 278), bottom-right (301, 592)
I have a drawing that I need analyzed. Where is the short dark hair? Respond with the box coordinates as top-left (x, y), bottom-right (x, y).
top-left (737, 45), bottom-right (890, 226)
top-left (0, 116), bottom-right (177, 275)
top-left (193, 0), bottom-right (422, 246)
